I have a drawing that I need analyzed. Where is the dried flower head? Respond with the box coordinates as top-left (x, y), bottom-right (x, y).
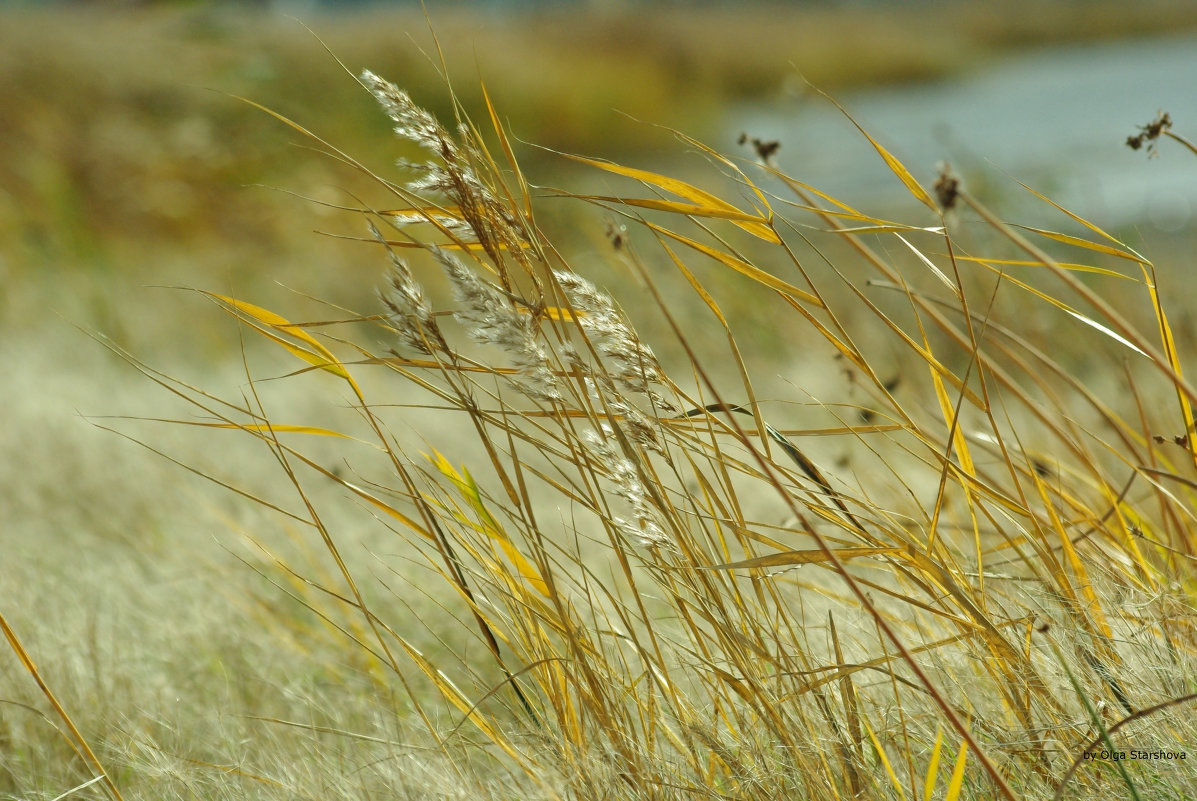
top-left (934, 162), bottom-right (960, 211)
top-left (554, 270), bottom-right (665, 395)
top-left (438, 248), bottom-right (560, 402)
top-left (362, 69), bottom-right (525, 259)
top-left (361, 70), bottom-right (451, 156)
top-left (371, 222), bottom-right (440, 355)
top-left (1126, 111), bottom-right (1173, 157)
top-left (585, 428), bottom-right (670, 548)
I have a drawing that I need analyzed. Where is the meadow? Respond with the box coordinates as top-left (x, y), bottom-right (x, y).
top-left (4, 4), bottom-right (1197, 799)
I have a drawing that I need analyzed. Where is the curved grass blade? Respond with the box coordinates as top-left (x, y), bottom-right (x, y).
top-left (204, 292), bottom-right (357, 384)
top-left (944, 740), bottom-right (969, 801)
top-left (1012, 224), bottom-right (1146, 262)
top-left (813, 87), bottom-right (938, 213)
top-left (563, 153), bottom-right (780, 242)
top-left (430, 451), bottom-right (551, 598)
top-left (922, 726), bottom-right (945, 801)
top-left (644, 220), bottom-right (821, 305)
top-left (955, 255), bottom-right (1135, 281)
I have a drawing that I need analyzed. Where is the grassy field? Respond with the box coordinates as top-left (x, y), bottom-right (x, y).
top-left (4, 4), bottom-right (1197, 799)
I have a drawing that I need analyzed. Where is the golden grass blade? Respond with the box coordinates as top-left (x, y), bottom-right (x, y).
top-left (963, 267), bottom-right (1149, 356)
top-left (156, 420), bottom-right (362, 440)
top-left (0, 611), bottom-right (125, 801)
top-left (528, 306), bottom-right (584, 322)
top-left (205, 292), bottom-right (357, 383)
top-left (341, 480), bottom-right (435, 542)
top-left (661, 125), bottom-right (775, 216)
top-left (928, 357), bottom-right (977, 478)
top-left (1034, 474), bottom-right (1115, 640)
top-left (762, 162), bottom-right (866, 217)
top-left (944, 740), bottom-right (969, 801)
top-left (563, 153), bottom-right (780, 242)
top-left (921, 725), bottom-right (945, 801)
top-left (1012, 224), bottom-right (1146, 262)
top-left (571, 194), bottom-right (774, 223)
top-left (955, 255), bottom-right (1135, 280)
top-left (480, 80), bottom-right (533, 219)
top-left (643, 220), bottom-right (822, 305)
top-left (1143, 274), bottom-right (1197, 470)
top-left (430, 453), bottom-right (552, 598)
top-left (813, 88), bottom-right (938, 213)
top-left (1013, 177), bottom-right (1148, 258)
top-left (863, 715), bottom-right (908, 801)
top-left (394, 635), bottom-right (536, 771)
top-left (653, 236), bottom-right (771, 448)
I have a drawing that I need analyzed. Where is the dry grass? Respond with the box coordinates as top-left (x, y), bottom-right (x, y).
top-left (6, 11), bottom-right (1197, 801)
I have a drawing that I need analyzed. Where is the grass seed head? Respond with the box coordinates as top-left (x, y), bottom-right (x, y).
top-left (439, 247), bottom-right (561, 402)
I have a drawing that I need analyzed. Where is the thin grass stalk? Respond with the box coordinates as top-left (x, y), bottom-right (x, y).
top-left (0, 611), bottom-right (125, 801)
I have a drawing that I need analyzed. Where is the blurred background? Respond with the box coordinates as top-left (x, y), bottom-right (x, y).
top-left (4, 0), bottom-right (1197, 348)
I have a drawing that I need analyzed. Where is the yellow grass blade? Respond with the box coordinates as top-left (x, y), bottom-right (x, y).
top-left (663, 126), bottom-right (776, 216)
top-left (205, 292), bottom-right (356, 384)
top-left (564, 153), bottom-right (780, 242)
top-left (643, 220), bottom-right (822, 306)
top-left (966, 268), bottom-right (1148, 356)
top-left (164, 421), bottom-right (360, 439)
top-left (762, 162), bottom-right (866, 217)
top-left (460, 467), bottom-right (551, 598)
top-left (922, 725), bottom-right (945, 801)
top-left (955, 255), bottom-right (1135, 281)
top-left (572, 194), bottom-right (774, 224)
top-left (863, 715), bottom-right (908, 801)
top-left (1013, 224), bottom-right (1146, 262)
top-left (1013, 177), bottom-right (1148, 260)
top-left (1034, 474), bottom-right (1114, 639)
top-left (0, 611), bottom-right (125, 801)
top-left (430, 451), bottom-right (551, 598)
top-left (342, 480), bottom-right (434, 542)
top-left (929, 359), bottom-right (976, 478)
top-left (530, 306), bottom-right (584, 322)
top-left (944, 739), bottom-right (970, 801)
top-left (395, 635), bottom-right (528, 765)
top-left (815, 89), bottom-right (938, 213)
top-left (1143, 275), bottom-right (1197, 469)
top-left (480, 80), bottom-right (533, 219)
top-left (656, 238), bottom-right (729, 327)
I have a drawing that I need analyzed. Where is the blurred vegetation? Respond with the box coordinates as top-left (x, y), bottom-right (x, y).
top-left (4, 0), bottom-right (1197, 272)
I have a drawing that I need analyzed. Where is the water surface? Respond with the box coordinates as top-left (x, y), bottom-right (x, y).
top-left (730, 34), bottom-right (1197, 230)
